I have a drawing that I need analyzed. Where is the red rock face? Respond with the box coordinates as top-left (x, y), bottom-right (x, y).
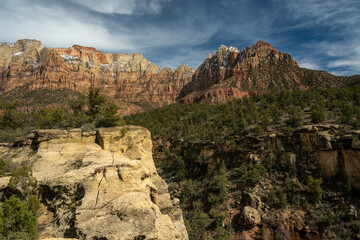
top-left (0, 39), bottom-right (195, 113)
top-left (178, 40), bottom-right (349, 103)
top-left (0, 39), bottom-right (356, 111)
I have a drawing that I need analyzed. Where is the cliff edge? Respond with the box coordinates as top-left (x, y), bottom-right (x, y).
top-left (0, 126), bottom-right (188, 240)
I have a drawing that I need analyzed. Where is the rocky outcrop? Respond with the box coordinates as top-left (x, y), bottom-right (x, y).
top-left (0, 39), bottom-right (194, 113)
top-left (158, 124), bottom-right (360, 191)
top-left (0, 126), bottom-right (188, 240)
top-left (153, 124), bottom-right (360, 239)
top-left (178, 40), bottom-right (352, 103)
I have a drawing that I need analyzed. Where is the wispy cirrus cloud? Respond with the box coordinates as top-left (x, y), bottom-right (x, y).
top-left (298, 61), bottom-right (321, 70)
top-left (0, 0), bottom-right (359, 74)
top-left (0, 0), bottom-right (133, 49)
top-left (282, 0), bottom-right (360, 75)
top-left (67, 0), bottom-right (172, 15)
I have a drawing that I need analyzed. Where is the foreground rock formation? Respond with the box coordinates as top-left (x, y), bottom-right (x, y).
top-left (0, 126), bottom-right (188, 240)
top-left (0, 39), bottom-right (194, 113)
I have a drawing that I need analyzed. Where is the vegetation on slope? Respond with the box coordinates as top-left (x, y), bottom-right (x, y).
top-left (0, 87), bottom-right (125, 142)
top-left (125, 86), bottom-right (360, 239)
top-left (2, 85), bottom-right (360, 239)
top-left (0, 159), bottom-right (40, 239)
top-left (125, 86), bottom-right (360, 141)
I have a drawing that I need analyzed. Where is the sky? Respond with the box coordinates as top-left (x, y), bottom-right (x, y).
top-left (0, 0), bottom-right (359, 76)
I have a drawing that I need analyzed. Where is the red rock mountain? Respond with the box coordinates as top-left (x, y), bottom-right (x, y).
top-left (1, 39), bottom-right (359, 113)
top-left (0, 39), bottom-right (194, 114)
top-left (178, 40), bottom-right (357, 103)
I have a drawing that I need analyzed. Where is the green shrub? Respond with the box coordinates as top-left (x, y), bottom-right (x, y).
top-left (307, 176), bottom-right (323, 202)
top-left (207, 162), bottom-right (228, 206)
top-left (327, 209), bottom-right (335, 226)
top-left (279, 190), bottom-right (287, 208)
top-left (248, 163), bottom-right (267, 187)
top-left (27, 195), bottom-right (40, 216)
top-left (184, 209), bottom-right (210, 240)
top-left (8, 166), bottom-right (38, 199)
top-left (181, 179), bottom-right (197, 203)
top-left (0, 195), bottom-right (38, 240)
top-left (287, 106), bottom-right (302, 127)
top-left (268, 189), bottom-right (277, 205)
top-left (87, 86), bottom-right (106, 120)
top-left (95, 101), bottom-right (123, 127)
top-left (0, 100), bottom-right (24, 130)
top-left (311, 104), bottom-right (325, 123)
top-left (340, 103), bottom-right (354, 123)
top-left (209, 208), bottom-right (226, 228)
top-left (0, 128), bottom-right (31, 143)
top-left (0, 158), bottom-right (8, 177)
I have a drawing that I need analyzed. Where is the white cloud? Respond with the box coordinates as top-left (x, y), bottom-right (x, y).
top-left (0, 0), bottom-right (133, 50)
top-left (156, 48), bottom-right (211, 69)
top-left (0, 0), bottom-right (222, 67)
top-left (327, 59), bottom-right (360, 69)
top-left (298, 61), bottom-right (321, 70)
top-left (313, 40), bottom-right (360, 75)
top-left (67, 0), bottom-right (171, 15)
top-left (284, 0), bottom-right (360, 76)
top-left (285, 0), bottom-right (359, 26)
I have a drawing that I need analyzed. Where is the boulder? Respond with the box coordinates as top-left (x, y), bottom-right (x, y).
top-left (242, 206), bottom-right (261, 226)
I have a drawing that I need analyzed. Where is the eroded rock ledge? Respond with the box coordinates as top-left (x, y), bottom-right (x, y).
top-left (0, 126), bottom-right (188, 240)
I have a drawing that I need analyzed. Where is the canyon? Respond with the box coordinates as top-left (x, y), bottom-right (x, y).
top-left (153, 123), bottom-right (360, 239)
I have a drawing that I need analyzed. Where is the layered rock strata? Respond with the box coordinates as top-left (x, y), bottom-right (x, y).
top-left (1, 39), bottom-right (358, 110)
top-left (0, 126), bottom-right (188, 240)
top-left (0, 39), bottom-right (194, 110)
top-left (157, 124), bottom-right (360, 190)
top-left (178, 40), bottom-right (350, 103)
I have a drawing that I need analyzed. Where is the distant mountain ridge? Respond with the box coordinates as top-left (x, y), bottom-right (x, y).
top-left (178, 40), bottom-right (357, 103)
top-left (0, 39), bottom-right (359, 113)
top-left (0, 39), bottom-right (194, 114)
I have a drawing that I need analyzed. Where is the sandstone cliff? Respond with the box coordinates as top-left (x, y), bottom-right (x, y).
top-left (159, 124), bottom-right (360, 190)
top-left (1, 39), bottom-right (359, 111)
top-left (0, 126), bottom-right (188, 240)
top-left (0, 39), bottom-right (194, 114)
top-left (178, 40), bottom-right (353, 103)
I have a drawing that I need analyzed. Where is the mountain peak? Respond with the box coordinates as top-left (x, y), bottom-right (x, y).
top-left (72, 44), bottom-right (101, 53)
top-left (254, 39), bottom-right (276, 49)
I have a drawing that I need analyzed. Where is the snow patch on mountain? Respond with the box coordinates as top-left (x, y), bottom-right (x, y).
top-left (61, 54), bottom-right (79, 61)
top-left (13, 52), bottom-right (23, 56)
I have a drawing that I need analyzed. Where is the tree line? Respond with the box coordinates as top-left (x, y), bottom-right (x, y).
top-left (0, 87), bottom-right (125, 142)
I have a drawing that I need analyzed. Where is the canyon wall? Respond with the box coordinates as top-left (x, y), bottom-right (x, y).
top-left (0, 39), bottom-right (194, 113)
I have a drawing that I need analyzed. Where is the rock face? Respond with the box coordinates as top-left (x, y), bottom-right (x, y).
top-left (0, 39), bottom-right (194, 113)
top-left (1, 39), bottom-right (359, 111)
top-left (178, 40), bottom-right (351, 103)
top-left (0, 126), bottom-right (188, 240)
top-left (158, 124), bottom-right (360, 191)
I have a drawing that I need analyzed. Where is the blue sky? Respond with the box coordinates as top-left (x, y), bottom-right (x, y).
top-left (0, 0), bottom-right (359, 76)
